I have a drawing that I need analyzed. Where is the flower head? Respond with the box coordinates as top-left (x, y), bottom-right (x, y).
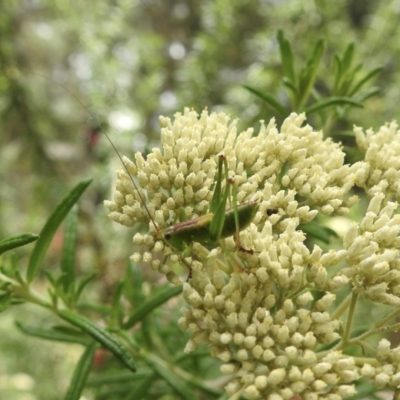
top-left (355, 121), bottom-right (400, 199)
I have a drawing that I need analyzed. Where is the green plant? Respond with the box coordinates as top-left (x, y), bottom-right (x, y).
top-left (2, 27), bottom-right (399, 400)
top-left (244, 31), bottom-right (382, 137)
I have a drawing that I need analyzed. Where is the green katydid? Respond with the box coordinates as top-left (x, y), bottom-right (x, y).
top-left (36, 75), bottom-right (259, 265)
top-left (109, 142), bottom-right (259, 265)
top-left (162, 154), bottom-right (259, 256)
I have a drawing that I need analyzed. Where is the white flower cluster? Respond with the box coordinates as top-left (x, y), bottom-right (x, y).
top-left (355, 121), bottom-right (400, 200)
top-left (340, 192), bottom-right (400, 305)
top-left (104, 109), bottom-right (400, 398)
top-left (360, 339), bottom-right (400, 389)
top-left (179, 259), bottom-right (358, 399)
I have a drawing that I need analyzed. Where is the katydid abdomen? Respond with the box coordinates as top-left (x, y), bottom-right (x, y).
top-left (163, 201), bottom-right (259, 252)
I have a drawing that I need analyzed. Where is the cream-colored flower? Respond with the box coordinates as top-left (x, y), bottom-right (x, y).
top-left (355, 121), bottom-right (400, 200)
top-left (332, 192), bottom-right (400, 305)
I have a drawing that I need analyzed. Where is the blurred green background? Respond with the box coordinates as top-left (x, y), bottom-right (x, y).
top-left (1, 0), bottom-right (399, 398)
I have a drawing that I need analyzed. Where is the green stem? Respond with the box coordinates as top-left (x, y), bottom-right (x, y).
top-left (341, 291), bottom-right (358, 346)
top-left (0, 272), bottom-right (50, 308)
top-left (350, 327), bottom-right (381, 343)
top-left (146, 351), bottom-right (223, 397)
top-left (348, 308), bottom-right (400, 345)
top-left (330, 292), bottom-right (352, 320)
top-left (120, 331), bottom-right (222, 397)
top-left (357, 340), bottom-right (378, 357)
top-left (353, 355), bottom-right (380, 367)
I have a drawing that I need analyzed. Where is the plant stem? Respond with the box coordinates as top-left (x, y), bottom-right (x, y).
top-left (0, 272), bottom-right (50, 307)
top-left (331, 292), bottom-right (352, 320)
top-left (341, 291), bottom-right (358, 346)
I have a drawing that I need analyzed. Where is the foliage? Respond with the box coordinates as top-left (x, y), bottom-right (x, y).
top-left (0, 183), bottom-right (193, 398)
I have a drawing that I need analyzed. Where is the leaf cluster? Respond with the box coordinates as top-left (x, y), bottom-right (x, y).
top-left (244, 31), bottom-right (382, 136)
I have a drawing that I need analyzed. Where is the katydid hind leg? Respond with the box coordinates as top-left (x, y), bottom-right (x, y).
top-left (208, 155), bottom-right (231, 242)
top-left (208, 154), bottom-right (258, 253)
top-left (209, 155), bottom-right (227, 214)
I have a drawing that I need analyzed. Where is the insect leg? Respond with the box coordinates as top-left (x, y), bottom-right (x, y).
top-left (209, 155), bottom-right (231, 242)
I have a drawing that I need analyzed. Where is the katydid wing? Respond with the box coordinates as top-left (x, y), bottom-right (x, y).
top-left (163, 155), bottom-right (259, 254)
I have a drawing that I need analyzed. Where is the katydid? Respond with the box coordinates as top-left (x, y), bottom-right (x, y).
top-left (109, 141), bottom-right (259, 261)
top-left (162, 155), bottom-right (259, 255)
top-left (114, 149), bottom-right (259, 262)
top-left (67, 100), bottom-right (260, 258)
top-left (37, 75), bottom-right (259, 263)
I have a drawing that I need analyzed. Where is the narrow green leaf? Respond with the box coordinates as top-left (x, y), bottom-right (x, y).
top-left (349, 67), bottom-right (382, 97)
top-left (0, 233), bottom-right (39, 255)
top-left (75, 272), bottom-right (97, 302)
top-left (333, 55), bottom-right (342, 93)
top-left (146, 353), bottom-right (193, 400)
top-left (305, 97), bottom-right (363, 114)
top-left (16, 321), bottom-right (91, 345)
top-left (44, 271), bottom-right (57, 287)
top-left (297, 40), bottom-right (324, 109)
top-left (125, 260), bottom-right (145, 306)
top-left (353, 86), bottom-right (380, 102)
top-left (27, 179), bottom-right (92, 282)
top-left (111, 281), bottom-right (125, 326)
top-left (338, 63), bottom-right (362, 96)
top-left (64, 342), bottom-right (97, 400)
top-left (341, 43), bottom-right (355, 75)
top-left (277, 30), bottom-right (295, 82)
top-left (58, 309), bottom-right (136, 372)
top-left (282, 77), bottom-right (297, 96)
top-left (242, 85), bottom-right (287, 115)
top-left (52, 324), bottom-right (89, 336)
top-left (0, 252), bottom-right (24, 284)
top-left (61, 206), bottom-right (79, 292)
top-left (123, 285), bottom-right (182, 329)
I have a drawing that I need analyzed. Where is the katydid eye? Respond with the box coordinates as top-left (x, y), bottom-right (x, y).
top-left (165, 233), bottom-right (171, 240)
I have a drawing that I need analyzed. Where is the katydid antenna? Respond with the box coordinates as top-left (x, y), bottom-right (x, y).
top-left (35, 73), bottom-right (159, 232)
